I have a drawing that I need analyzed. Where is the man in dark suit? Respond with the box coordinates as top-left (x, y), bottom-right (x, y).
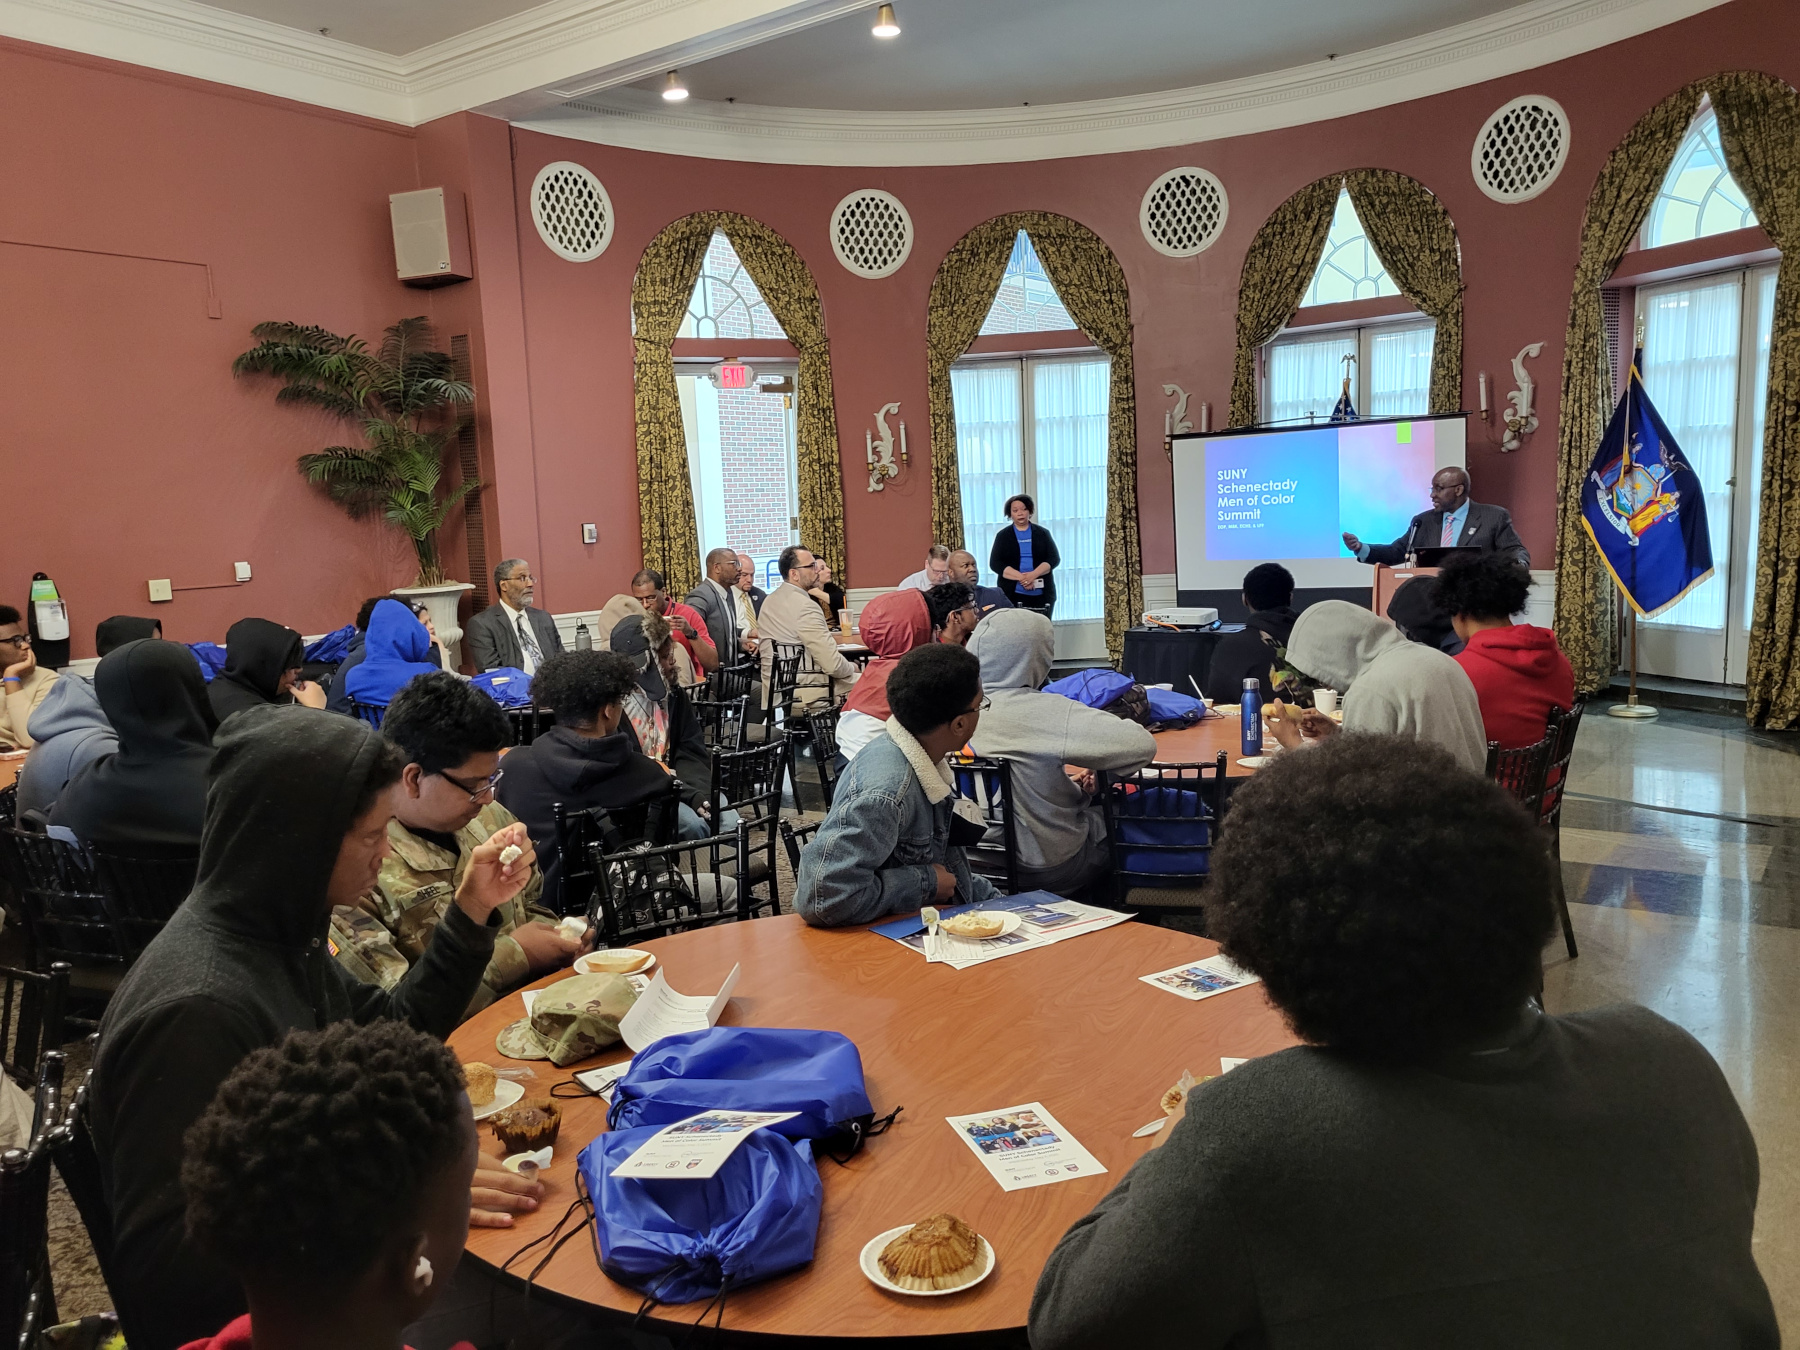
top-left (464, 558), bottom-right (565, 673)
top-left (734, 552), bottom-right (768, 625)
top-left (685, 548), bottom-right (753, 660)
top-left (1343, 467), bottom-right (1530, 568)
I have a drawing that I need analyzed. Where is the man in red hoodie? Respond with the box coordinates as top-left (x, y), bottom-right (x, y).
top-left (1436, 553), bottom-right (1573, 750)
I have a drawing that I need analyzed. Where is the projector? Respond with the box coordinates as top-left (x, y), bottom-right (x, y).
top-left (1143, 607), bottom-right (1219, 628)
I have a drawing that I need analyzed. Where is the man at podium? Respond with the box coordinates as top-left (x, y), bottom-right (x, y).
top-left (1342, 466), bottom-right (1530, 567)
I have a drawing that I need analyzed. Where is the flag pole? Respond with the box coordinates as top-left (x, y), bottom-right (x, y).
top-left (1610, 325), bottom-right (1658, 720)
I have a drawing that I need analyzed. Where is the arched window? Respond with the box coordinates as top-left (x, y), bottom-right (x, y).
top-left (1645, 104), bottom-right (1758, 249)
top-left (979, 232), bottom-right (1079, 336)
top-left (679, 232), bottom-right (787, 340)
top-left (1302, 190), bottom-right (1401, 307)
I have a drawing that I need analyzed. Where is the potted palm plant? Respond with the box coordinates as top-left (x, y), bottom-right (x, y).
top-left (234, 317), bottom-right (480, 663)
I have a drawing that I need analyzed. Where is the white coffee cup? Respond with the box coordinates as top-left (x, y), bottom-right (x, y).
top-left (1314, 689), bottom-right (1339, 715)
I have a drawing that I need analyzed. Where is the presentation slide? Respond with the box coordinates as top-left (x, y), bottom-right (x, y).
top-left (1173, 415), bottom-right (1467, 592)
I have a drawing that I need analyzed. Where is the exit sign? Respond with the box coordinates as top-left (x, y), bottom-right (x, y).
top-left (709, 360), bottom-right (754, 390)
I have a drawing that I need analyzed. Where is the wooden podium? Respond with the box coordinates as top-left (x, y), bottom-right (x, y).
top-left (1373, 563), bottom-right (1439, 618)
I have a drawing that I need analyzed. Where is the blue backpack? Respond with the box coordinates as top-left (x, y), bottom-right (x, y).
top-left (185, 643), bottom-right (227, 683)
top-left (303, 624), bottom-right (357, 666)
top-left (1113, 784), bottom-right (1212, 875)
top-left (1144, 686), bottom-right (1207, 729)
top-left (471, 667), bottom-right (534, 708)
top-left (607, 1027), bottom-right (878, 1150)
top-left (1043, 668), bottom-right (1135, 709)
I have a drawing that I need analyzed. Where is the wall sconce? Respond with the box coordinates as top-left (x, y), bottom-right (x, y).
top-left (1162, 383), bottom-right (1196, 461)
top-left (866, 401), bottom-right (907, 491)
top-left (1500, 343), bottom-right (1544, 452)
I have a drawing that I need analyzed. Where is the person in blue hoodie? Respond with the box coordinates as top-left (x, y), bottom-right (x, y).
top-left (343, 600), bottom-right (443, 708)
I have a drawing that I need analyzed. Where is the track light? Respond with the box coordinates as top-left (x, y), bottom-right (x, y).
top-left (662, 70), bottom-right (689, 101)
top-left (872, 4), bottom-right (900, 38)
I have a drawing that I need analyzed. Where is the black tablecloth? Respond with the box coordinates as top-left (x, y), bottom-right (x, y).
top-left (1119, 625), bottom-right (1244, 694)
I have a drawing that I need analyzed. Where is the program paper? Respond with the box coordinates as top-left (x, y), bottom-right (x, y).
top-left (609, 1109), bottom-right (799, 1180)
top-left (946, 1102), bottom-right (1106, 1192)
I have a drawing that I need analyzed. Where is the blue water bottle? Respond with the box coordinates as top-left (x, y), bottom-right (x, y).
top-left (1240, 677), bottom-right (1263, 758)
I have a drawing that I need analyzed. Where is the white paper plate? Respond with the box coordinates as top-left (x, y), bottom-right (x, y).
top-left (472, 1077), bottom-right (523, 1121)
top-left (860, 1225), bottom-right (996, 1297)
top-left (573, 948), bottom-right (657, 977)
top-left (941, 911), bottom-right (1022, 941)
top-left (1236, 756), bottom-right (1271, 769)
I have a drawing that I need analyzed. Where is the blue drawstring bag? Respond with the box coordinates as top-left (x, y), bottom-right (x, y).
top-left (1144, 686), bottom-right (1207, 729)
top-left (471, 667), bottom-right (534, 708)
top-left (608, 1027), bottom-right (875, 1147)
top-left (1114, 785), bottom-right (1212, 875)
top-left (303, 624), bottom-right (357, 665)
top-left (185, 642), bottom-right (227, 683)
top-left (579, 1126), bottom-right (822, 1304)
top-left (1043, 668), bottom-right (1135, 709)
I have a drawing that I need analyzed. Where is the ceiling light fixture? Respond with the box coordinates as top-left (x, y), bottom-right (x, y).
top-left (662, 70), bottom-right (689, 101)
top-left (872, 4), bottom-right (901, 38)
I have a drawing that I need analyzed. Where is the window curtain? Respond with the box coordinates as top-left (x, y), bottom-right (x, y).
top-left (1267, 331), bottom-right (1357, 424)
top-left (1033, 358), bottom-right (1111, 622)
top-left (1551, 82), bottom-right (1707, 694)
top-left (950, 363), bottom-right (1024, 576)
top-left (928, 212), bottom-right (1143, 661)
top-left (633, 212), bottom-right (847, 598)
top-left (1368, 325), bottom-right (1436, 416)
top-left (1344, 169), bottom-right (1466, 414)
top-left (1228, 177), bottom-right (1340, 427)
top-left (1708, 71), bottom-right (1800, 727)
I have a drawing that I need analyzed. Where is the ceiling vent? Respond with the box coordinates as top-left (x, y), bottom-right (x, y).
top-left (830, 189), bottom-right (913, 278)
top-left (530, 161), bottom-right (614, 262)
top-left (1472, 96), bottom-right (1569, 203)
top-left (1140, 167), bottom-right (1229, 258)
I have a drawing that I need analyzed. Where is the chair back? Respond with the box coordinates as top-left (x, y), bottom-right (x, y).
top-left (0, 1096), bottom-right (57, 1343)
top-left (1099, 756), bottom-right (1228, 906)
top-left (0, 830), bottom-right (123, 968)
top-left (508, 704), bottom-right (555, 747)
top-left (709, 659), bottom-right (757, 705)
top-left (798, 704), bottom-right (843, 809)
top-left (766, 641), bottom-right (806, 718)
top-left (0, 783), bottom-right (16, 829)
top-left (348, 700), bottom-right (386, 729)
top-left (46, 1075), bottom-right (115, 1292)
top-left (708, 739), bottom-right (788, 823)
top-left (779, 818), bottom-right (821, 877)
top-left (690, 694), bottom-right (750, 752)
top-left (948, 756), bottom-right (1022, 896)
top-left (85, 843), bottom-right (199, 960)
top-left (549, 783), bottom-right (681, 919)
top-left (1537, 696), bottom-right (1587, 830)
top-left (1484, 735), bottom-right (1553, 819)
top-left (0, 963), bottom-right (67, 1091)
top-left (588, 829), bottom-right (754, 945)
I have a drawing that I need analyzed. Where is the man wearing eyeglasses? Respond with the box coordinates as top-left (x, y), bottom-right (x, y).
top-left (0, 603), bottom-right (59, 750)
top-left (465, 558), bottom-right (565, 674)
top-left (328, 672), bottom-right (584, 1013)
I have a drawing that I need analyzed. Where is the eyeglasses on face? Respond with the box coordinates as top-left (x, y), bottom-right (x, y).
top-left (437, 767), bottom-right (505, 803)
top-left (0, 634), bottom-right (30, 648)
top-left (963, 694), bottom-right (991, 716)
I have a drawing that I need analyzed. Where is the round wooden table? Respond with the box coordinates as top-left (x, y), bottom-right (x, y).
top-left (450, 913), bottom-right (1296, 1342)
top-left (1151, 714), bottom-right (1267, 778)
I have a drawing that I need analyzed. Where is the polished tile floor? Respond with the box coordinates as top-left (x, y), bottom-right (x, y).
top-left (1548, 706), bottom-right (1800, 1334)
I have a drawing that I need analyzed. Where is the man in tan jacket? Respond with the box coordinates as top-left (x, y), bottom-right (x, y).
top-left (0, 605), bottom-right (58, 750)
top-left (758, 546), bottom-right (858, 712)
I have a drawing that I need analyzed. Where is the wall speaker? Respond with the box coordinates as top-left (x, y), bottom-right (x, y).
top-left (388, 187), bottom-right (472, 287)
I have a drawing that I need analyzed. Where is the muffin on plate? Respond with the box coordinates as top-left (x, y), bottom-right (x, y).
top-left (462, 1062), bottom-right (497, 1108)
top-left (490, 1097), bottom-right (561, 1154)
top-left (879, 1213), bottom-right (984, 1291)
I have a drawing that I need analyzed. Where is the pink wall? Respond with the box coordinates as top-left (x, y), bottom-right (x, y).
top-left (7, 0), bottom-right (1799, 656)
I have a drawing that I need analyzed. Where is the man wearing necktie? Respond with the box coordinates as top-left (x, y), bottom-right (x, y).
top-left (464, 558), bottom-right (566, 673)
top-left (1343, 467), bottom-right (1530, 568)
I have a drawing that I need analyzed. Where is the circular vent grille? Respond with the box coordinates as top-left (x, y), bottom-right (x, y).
top-left (530, 161), bottom-right (614, 262)
top-left (830, 189), bottom-right (913, 278)
top-left (1140, 167), bottom-right (1229, 258)
top-left (1472, 96), bottom-right (1569, 203)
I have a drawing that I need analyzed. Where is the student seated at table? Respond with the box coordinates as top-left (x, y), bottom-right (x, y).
top-left (1202, 563), bottom-right (1299, 704)
top-left (610, 613), bottom-right (724, 841)
top-left (925, 581), bottom-right (978, 647)
top-left (1386, 574), bottom-right (1463, 655)
top-left (329, 672), bottom-right (576, 1013)
top-left (968, 609), bottom-right (1155, 897)
top-left (1030, 735), bottom-right (1776, 1349)
top-left (50, 639), bottom-right (216, 848)
top-left (0, 603), bottom-right (58, 750)
top-left (1268, 599), bottom-right (1486, 773)
top-left (14, 615), bottom-right (156, 818)
top-left (759, 546), bottom-right (859, 710)
top-left (495, 649), bottom-right (677, 911)
top-left (796, 644), bottom-right (996, 927)
top-left (343, 600), bottom-right (443, 708)
top-left (208, 617), bottom-right (327, 725)
top-left (834, 590), bottom-right (933, 767)
top-left (176, 1020), bottom-right (478, 1350)
top-left (1438, 551), bottom-right (1574, 751)
top-left (90, 706), bottom-right (540, 1350)
top-left (324, 596), bottom-right (386, 714)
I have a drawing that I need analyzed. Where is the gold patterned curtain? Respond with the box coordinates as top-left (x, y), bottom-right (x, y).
top-left (1228, 177), bottom-right (1340, 427)
top-left (1551, 82), bottom-right (1705, 692)
top-left (1344, 169), bottom-right (1466, 414)
top-left (632, 212), bottom-right (847, 597)
top-left (1708, 71), bottom-right (1800, 727)
top-left (926, 212), bottom-right (1143, 662)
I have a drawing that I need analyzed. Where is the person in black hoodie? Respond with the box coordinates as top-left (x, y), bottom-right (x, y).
top-left (50, 639), bottom-right (216, 847)
top-left (89, 705), bottom-right (540, 1350)
top-left (1203, 563), bottom-right (1302, 704)
top-left (208, 616), bottom-right (326, 725)
top-left (496, 649), bottom-right (675, 911)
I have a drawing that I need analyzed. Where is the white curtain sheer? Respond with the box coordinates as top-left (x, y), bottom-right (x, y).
top-left (1031, 359), bottom-right (1110, 623)
top-left (1640, 277), bottom-right (1741, 630)
top-left (1743, 269), bottom-right (1777, 630)
top-left (1368, 325), bottom-right (1434, 416)
top-left (952, 364), bottom-right (1024, 583)
top-left (1267, 331), bottom-right (1355, 425)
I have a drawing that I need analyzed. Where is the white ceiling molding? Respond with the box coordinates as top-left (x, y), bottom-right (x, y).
top-left (523, 0), bottom-right (1729, 166)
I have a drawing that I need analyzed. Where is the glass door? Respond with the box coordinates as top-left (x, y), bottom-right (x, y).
top-left (675, 362), bottom-right (798, 587)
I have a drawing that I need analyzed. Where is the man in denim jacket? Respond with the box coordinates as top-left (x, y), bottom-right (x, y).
top-left (796, 644), bottom-right (997, 927)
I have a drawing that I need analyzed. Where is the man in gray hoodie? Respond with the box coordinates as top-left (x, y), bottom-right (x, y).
top-left (968, 610), bottom-right (1157, 896)
top-left (15, 674), bottom-right (115, 818)
top-left (1275, 600), bottom-right (1487, 773)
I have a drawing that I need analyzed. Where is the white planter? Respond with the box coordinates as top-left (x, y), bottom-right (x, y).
top-left (392, 581), bottom-right (475, 672)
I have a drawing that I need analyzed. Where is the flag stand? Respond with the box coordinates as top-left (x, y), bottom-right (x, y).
top-left (1608, 591), bottom-right (1659, 719)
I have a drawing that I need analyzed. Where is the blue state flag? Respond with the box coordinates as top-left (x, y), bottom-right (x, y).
top-left (1579, 351), bottom-right (1713, 618)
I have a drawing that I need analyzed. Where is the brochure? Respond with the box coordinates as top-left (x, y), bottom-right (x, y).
top-left (871, 892), bottom-right (1130, 970)
top-left (608, 1109), bottom-right (800, 1180)
top-left (1139, 954), bottom-right (1260, 1002)
top-left (618, 965), bottom-right (741, 1052)
top-left (572, 1059), bottom-right (633, 1102)
top-left (946, 1101), bottom-right (1106, 1192)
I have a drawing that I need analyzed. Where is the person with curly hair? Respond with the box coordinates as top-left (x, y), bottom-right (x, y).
top-left (177, 1020), bottom-right (477, 1350)
top-left (496, 649), bottom-right (676, 908)
top-left (1437, 551), bottom-right (1574, 750)
top-left (1031, 735), bottom-right (1774, 1348)
top-left (924, 581), bottom-right (977, 646)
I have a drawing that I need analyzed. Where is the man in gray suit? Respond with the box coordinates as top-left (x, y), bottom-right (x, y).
top-left (684, 548), bottom-right (754, 661)
top-left (464, 558), bottom-right (565, 673)
top-left (1343, 467), bottom-right (1530, 568)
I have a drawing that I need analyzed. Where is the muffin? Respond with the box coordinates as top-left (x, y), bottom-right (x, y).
top-left (462, 1062), bottom-right (497, 1108)
top-left (942, 912), bottom-right (1004, 939)
top-left (490, 1097), bottom-right (561, 1154)
top-left (879, 1213), bottom-right (984, 1291)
